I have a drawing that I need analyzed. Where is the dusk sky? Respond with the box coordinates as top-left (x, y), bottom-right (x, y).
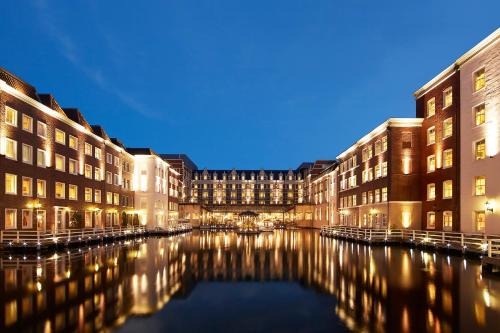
top-left (2, 1), bottom-right (499, 169)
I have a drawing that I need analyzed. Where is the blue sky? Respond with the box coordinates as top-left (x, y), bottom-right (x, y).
top-left (1, 1), bottom-right (499, 169)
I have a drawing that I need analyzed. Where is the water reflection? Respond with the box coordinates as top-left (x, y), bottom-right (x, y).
top-left (1, 230), bottom-right (499, 332)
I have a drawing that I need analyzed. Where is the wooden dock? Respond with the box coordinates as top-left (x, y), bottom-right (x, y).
top-left (0, 224), bottom-right (193, 252)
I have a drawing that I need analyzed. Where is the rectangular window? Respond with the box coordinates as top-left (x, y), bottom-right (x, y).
top-left (6, 106), bottom-right (18, 126)
top-left (382, 187), bottom-right (388, 202)
top-left (69, 159), bottom-right (78, 175)
top-left (443, 118), bottom-right (453, 138)
top-left (427, 98), bottom-right (436, 117)
top-left (55, 182), bottom-right (65, 199)
top-left (85, 188), bottom-right (92, 202)
top-left (95, 147), bottom-right (102, 160)
top-left (427, 212), bottom-right (436, 229)
top-left (84, 164), bottom-right (92, 179)
top-left (69, 135), bottom-right (78, 150)
top-left (443, 211), bottom-right (453, 231)
top-left (68, 184), bottom-right (78, 200)
top-left (114, 156), bottom-right (120, 167)
top-left (402, 132), bottom-right (412, 149)
top-left (427, 127), bottom-right (436, 145)
top-left (5, 138), bottom-right (17, 160)
top-left (474, 104), bottom-right (486, 126)
top-left (427, 183), bottom-right (436, 201)
top-left (37, 149), bottom-right (46, 168)
top-left (22, 144), bottom-right (33, 164)
top-left (443, 149), bottom-right (453, 169)
top-left (375, 164), bottom-right (381, 178)
top-left (114, 193), bottom-right (119, 205)
top-left (475, 176), bottom-right (486, 196)
top-left (37, 179), bottom-right (46, 198)
top-left (381, 136), bottom-right (387, 152)
top-left (95, 190), bottom-right (101, 203)
top-left (474, 68), bottom-right (485, 92)
top-left (114, 174), bottom-right (120, 186)
top-left (55, 129), bottom-right (66, 145)
top-left (382, 162), bottom-right (388, 177)
top-left (85, 211), bottom-right (92, 228)
top-left (106, 153), bottom-right (113, 164)
top-left (375, 189), bottom-right (380, 203)
top-left (427, 155), bottom-right (436, 173)
top-left (5, 209), bottom-right (17, 229)
top-left (5, 174), bottom-right (17, 195)
top-left (475, 139), bottom-right (486, 160)
top-left (55, 154), bottom-right (65, 172)
top-left (106, 171), bottom-right (112, 184)
top-left (95, 167), bottom-right (101, 181)
top-left (22, 114), bottom-right (33, 133)
top-left (22, 209), bottom-right (33, 229)
top-left (37, 121), bottom-right (48, 138)
top-left (443, 180), bottom-right (453, 199)
top-left (475, 211), bottom-right (486, 232)
top-left (106, 192), bottom-right (113, 204)
top-left (22, 177), bottom-right (32, 197)
top-left (443, 87), bottom-right (453, 108)
top-left (362, 192), bottom-right (367, 205)
top-left (85, 142), bottom-right (93, 156)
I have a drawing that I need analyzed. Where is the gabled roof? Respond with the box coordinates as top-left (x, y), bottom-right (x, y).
top-left (0, 67), bottom-right (39, 100)
top-left (38, 94), bottom-right (67, 117)
top-left (63, 108), bottom-right (93, 132)
top-left (91, 125), bottom-right (111, 141)
top-left (126, 147), bottom-right (158, 156)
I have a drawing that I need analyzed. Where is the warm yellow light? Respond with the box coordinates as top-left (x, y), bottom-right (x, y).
top-left (402, 157), bottom-right (411, 175)
top-left (402, 211), bottom-right (411, 228)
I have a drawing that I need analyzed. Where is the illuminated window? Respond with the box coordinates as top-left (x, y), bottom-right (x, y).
top-left (69, 159), bottom-right (78, 175)
top-left (427, 212), bottom-right (436, 229)
top-left (443, 118), bottom-right (453, 138)
top-left (55, 154), bottom-right (65, 172)
top-left (475, 176), bottom-right (486, 196)
top-left (6, 107), bottom-right (18, 127)
top-left (382, 161), bottom-right (388, 176)
top-left (22, 144), bottom-right (33, 164)
top-left (475, 139), bottom-right (486, 160)
top-left (381, 136), bottom-right (387, 152)
top-left (69, 135), bottom-right (78, 150)
top-left (375, 164), bottom-right (381, 178)
top-left (443, 87), bottom-right (453, 108)
top-left (37, 121), bottom-right (47, 138)
top-left (443, 149), bottom-right (453, 168)
top-left (375, 140), bottom-right (382, 155)
top-left (375, 189), bottom-right (380, 203)
top-left (473, 68), bottom-right (485, 92)
top-left (443, 211), bottom-right (453, 231)
top-left (84, 164), bottom-right (92, 179)
top-left (427, 183), bottom-right (436, 201)
top-left (475, 211), bottom-right (486, 232)
top-left (95, 147), bottom-right (102, 160)
top-left (84, 142), bottom-right (92, 156)
top-left (5, 209), bottom-right (17, 229)
top-left (427, 98), bottom-right (435, 117)
top-left (427, 155), bottom-right (436, 173)
top-left (106, 192), bottom-right (113, 204)
top-left (55, 182), bottom-right (65, 199)
top-left (37, 149), bottom-right (46, 168)
top-left (443, 180), bottom-right (453, 199)
top-left (362, 192), bottom-right (367, 205)
top-left (68, 184), bottom-right (78, 200)
top-left (114, 156), bottom-right (120, 167)
top-left (382, 187), bottom-right (388, 202)
top-left (22, 177), bottom-right (32, 197)
top-left (5, 174), bottom-right (17, 195)
top-left (85, 188), bottom-right (92, 202)
top-left (474, 104), bottom-right (486, 126)
top-left (106, 172), bottom-right (113, 184)
top-left (427, 126), bottom-right (436, 145)
top-left (95, 190), bottom-right (101, 203)
top-left (37, 179), bottom-right (46, 198)
top-left (22, 209), bottom-right (32, 229)
top-left (22, 114), bottom-right (33, 133)
top-left (55, 129), bottom-right (66, 145)
top-left (114, 193), bottom-right (120, 205)
top-left (106, 153), bottom-right (113, 164)
top-left (94, 167), bottom-right (101, 181)
top-left (5, 138), bottom-right (17, 160)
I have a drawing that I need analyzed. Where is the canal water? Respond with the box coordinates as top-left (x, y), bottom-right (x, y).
top-left (1, 230), bottom-right (499, 333)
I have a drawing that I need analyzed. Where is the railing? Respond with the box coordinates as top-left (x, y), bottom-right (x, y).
top-left (0, 223), bottom-right (193, 249)
top-left (320, 225), bottom-right (500, 258)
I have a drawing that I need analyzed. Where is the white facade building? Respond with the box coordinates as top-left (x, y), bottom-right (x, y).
top-left (129, 149), bottom-right (170, 229)
top-left (460, 29), bottom-right (500, 234)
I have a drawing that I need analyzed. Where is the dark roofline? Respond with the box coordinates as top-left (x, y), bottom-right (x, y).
top-left (160, 153), bottom-right (198, 170)
top-left (126, 148), bottom-right (159, 156)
